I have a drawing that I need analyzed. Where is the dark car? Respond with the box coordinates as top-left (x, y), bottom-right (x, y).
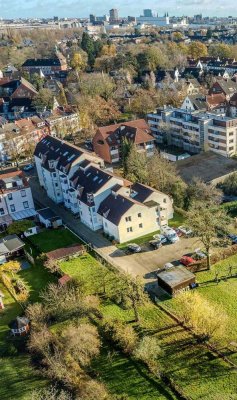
top-left (23, 163), bottom-right (34, 171)
top-left (149, 240), bottom-right (162, 250)
top-left (228, 234), bottom-right (237, 244)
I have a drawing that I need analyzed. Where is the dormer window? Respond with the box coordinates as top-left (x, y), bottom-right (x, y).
top-left (87, 193), bottom-right (94, 204)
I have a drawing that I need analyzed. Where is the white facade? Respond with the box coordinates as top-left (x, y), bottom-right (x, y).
top-left (0, 173), bottom-right (35, 226)
top-left (148, 107), bottom-right (237, 157)
top-left (35, 136), bottom-right (173, 243)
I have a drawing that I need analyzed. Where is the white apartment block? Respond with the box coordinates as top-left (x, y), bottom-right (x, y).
top-left (34, 136), bottom-right (173, 243)
top-left (0, 170), bottom-right (36, 230)
top-left (147, 107), bottom-right (237, 157)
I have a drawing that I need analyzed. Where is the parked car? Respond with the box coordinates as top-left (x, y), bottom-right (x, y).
top-left (164, 262), bottom-right (174, 270)
top-left (228, 234), bottom-right (237, 245)
top-left (180, 255), bottom-right (195, 266)
top-left (23, 163), bottom-right (34, 171)
top-left (178, 226), bottom-right (193, 236)
top-left (161, 226), bottom-right (179, 243)
top-left (127, 243), bottom-right (142, 253)
top-left (153, 234), bottom-right (168, 244)
top-left (149, 240), bottom-right (162, 250)
top-left (193, 248), bottom-right (207, 260)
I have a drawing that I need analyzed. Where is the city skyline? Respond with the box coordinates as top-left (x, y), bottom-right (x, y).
top-left (0, 0), bottom-right (236, 19)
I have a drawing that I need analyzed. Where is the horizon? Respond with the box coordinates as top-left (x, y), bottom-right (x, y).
top-left (0, 0), bottom-right (236, 19)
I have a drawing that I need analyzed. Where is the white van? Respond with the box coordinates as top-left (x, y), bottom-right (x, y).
top-left (161, 226), bottom-right (179, 244)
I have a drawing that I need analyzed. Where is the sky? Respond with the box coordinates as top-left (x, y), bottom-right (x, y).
top-left (0, 0), bottom-right (236, 19)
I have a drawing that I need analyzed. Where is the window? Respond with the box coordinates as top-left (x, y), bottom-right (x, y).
top-left (139, 223), bottom-right (143, 228)
top-left (125, 216), bottom-right (132, 222)
top-left (127, 227), bottom-right (133, 232)
top-left (163, 198), bottom-right (167, 203)
top-left (23, 201), bottom-right (29, 209)
top-left (0, 208), bottom-right (4, 215)
top-left (138, 213), bottom-right (142, 218)
top-left (21, 190), bottom-right (26, 197)
top-left (53, 172), bottom-right (57, 178)
top-left (10, 204), bottom-right (15, 212)
top-left (8, 193), bottom-right (13, 201)
top-left (55, 183), bottom-right (58, 187)
top-left (104, 222), bottom-right (107, 227)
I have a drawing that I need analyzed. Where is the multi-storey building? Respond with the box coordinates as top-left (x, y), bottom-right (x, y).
top-left (92, 119), bottom-right (155, 164)
top-left (147, 107), bottom-right (237, 157)
top-left (22, 52), bottom-right (67, 76)
top-left (0, 170), bottom-right (36, 230)
top-left (34, 136), bottom-right (173, 242)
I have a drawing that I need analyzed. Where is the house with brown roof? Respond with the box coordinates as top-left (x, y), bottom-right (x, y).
top-left (92, 119), bottom-right (155, 164)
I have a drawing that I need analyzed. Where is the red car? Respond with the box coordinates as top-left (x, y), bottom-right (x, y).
top-left (180, 255), bottom-right (195, 266)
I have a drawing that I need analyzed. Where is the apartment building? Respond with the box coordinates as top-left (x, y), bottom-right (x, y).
top-left (34, 136), bottom-right (104, 205)
top-left (98, 183), bottom-right (173, 243)
top-left (0, 171), bottom-right (36, 230)
top-left (147, 107), bottom-right (237, 157)
top-left (34, 136), bottom-right (173, 242)
top-left (92, 119), bottom-right (155, 164)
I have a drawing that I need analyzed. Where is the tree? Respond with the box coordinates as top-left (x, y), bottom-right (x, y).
top-left (185, 178), bottom-right (222, 210)
top-left (62, 323), bottom-right (100, 367)
top-left (103, 319), bottom-right (138, 354)
top-left (7, 219), bottom-right (34, 235)
top-left (188, 202), bottom-right (230, 269)
top-left (176, 291), bottom-right (228, 342)
top-left (218, 172), bottom-right (237, 196)
top-left (77, 379), bottom-right (108, 400)
top-left (79, 73), bottom-right (115, 101)
top-left (188, 41), bottom-right (208, 59)
top-left (125, 144), bottom-right (148, 184)
top-left (147, 151), bottom-right (186, 208)
top-left (0, 260), bottom-right (21, 276)
top-left (134, 336), bottom-right (161, 374)
top-left (32, 88), bottom-right (54, 111)
top-left (71, 52), bottom-right (87, 72)
top-left (209, 43), bottom-right (232, 59)
top-left (121, 137), bottom-right (133, 176)
top-left (30, 386), bottom-right (72, 400)
top-left (119, 274), bottom-right (148, 322)
top-left (127, 89), bottom-right (156, 117)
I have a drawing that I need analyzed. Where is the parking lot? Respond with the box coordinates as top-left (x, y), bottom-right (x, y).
top-left (110, 236), bottom-right (202, 279)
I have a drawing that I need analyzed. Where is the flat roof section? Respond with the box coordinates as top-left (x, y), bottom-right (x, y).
top-left (157, 266), bottom-right (195, 289)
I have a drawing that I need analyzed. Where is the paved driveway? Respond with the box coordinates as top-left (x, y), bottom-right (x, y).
top-left (29, 175), bottom-right (200, 283)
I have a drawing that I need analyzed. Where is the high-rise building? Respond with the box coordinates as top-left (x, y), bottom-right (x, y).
top-left (143, 9), bottom-right (155, 18)
top-left (109, 8), bottom-right (119, 21)
top-left (89, 14), bottom-right (96, 23)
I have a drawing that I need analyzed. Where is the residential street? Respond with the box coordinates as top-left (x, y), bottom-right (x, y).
top-left (28, 174), bottom-right (200, 286)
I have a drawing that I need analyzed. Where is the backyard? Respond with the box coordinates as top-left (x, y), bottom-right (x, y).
top-left (60, 252), bottom-right (237, 400)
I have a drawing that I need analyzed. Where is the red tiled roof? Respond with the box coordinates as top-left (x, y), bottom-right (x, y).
top-left (58, 274), bottom-right (71, 286)
top-left (46, 243), bottom-right (85, 261)
top-left (206, 94), bottom-right (226, 106)
top-left (97, 119), bottom-right (154, 146)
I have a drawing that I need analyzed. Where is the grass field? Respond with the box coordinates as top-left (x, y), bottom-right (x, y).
top-left (0, 284), bottom-right (48, 400)
top-left (27, 228), bottom-right (81, 253)
top-left (60, 253), bottom-right (237, 400)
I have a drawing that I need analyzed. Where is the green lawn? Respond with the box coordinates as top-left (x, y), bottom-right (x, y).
top-left (27, 228), bottom-right (81, 253)
top-left (18, 261), bottom-right (56, 302)
top-left (169, 211), bottom-right (186, 228)
top-left (60, 252), bottom-right (237, 399)
top-left (0, 284), bottom-right (48, 400)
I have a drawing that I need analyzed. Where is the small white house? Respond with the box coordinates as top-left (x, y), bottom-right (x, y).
top-left (37, 208), bottom-right (63, 228)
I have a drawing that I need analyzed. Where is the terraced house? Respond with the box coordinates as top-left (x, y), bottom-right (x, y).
top-left (34, 136), bottom-right (173, 242)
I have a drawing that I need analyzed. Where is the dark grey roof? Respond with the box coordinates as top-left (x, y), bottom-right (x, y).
top-left (37, 207), bottom-right (60, 221)
top-left (34, 136), bottom-right (82, 174)
top-left (98, 193), bottom-right (134, 225)
top-left (130, 183), bottom-right (153, 203)
top-left (22, 58), bottom-right (62, 67)
top-left (9, 316), bottom-right (29, 330)
top-left (0, 234), bottom-right (25, 254)
top-left (71, 166), bottom-right (113, 205)
top-left (188, 95), bottom-right (207, 110)
top-left (157, 266), bottom-right (195, 288)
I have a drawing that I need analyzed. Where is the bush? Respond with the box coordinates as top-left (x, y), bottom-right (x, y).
top-left (102, 319), bottom-right (138, 354)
